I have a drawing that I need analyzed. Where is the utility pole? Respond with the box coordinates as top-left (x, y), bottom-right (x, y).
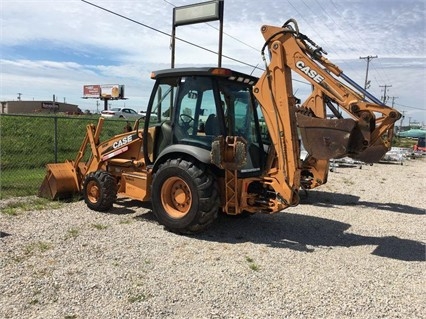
top-left (399, 110), bottom-right (405, 133)
top-left (390, 96), bottom-right (398, 107)
top-left (17, 93), bottom-right (23, 101)
top-left (380, 84), bottom-right (392, 104)
top-left (359, 55), bottom-right (378, 95)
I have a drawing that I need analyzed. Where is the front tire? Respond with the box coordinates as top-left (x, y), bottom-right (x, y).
top-left (152, 158), bottom-right (219, 234)
top-left (83, 171), bottom-right (117, 211)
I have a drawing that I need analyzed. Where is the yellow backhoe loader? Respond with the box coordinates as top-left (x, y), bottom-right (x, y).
top-left (39, 19), bottom-right (401, 233)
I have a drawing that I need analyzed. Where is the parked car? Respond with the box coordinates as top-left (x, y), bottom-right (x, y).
top-left (139, 110), bottom-right (147, 119)
top-left (101, 108), bottom-right (140, 120)
top-left (139, 110), bottom-right (157, 121)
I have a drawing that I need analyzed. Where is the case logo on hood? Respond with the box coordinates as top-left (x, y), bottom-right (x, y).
top-left (113, 135), bottom-right (133, 149)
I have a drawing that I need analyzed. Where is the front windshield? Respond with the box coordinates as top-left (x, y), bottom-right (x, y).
top-left (149, 83), bottom-right (174, 125)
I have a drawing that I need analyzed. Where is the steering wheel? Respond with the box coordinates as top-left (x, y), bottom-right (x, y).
top-left (180, 114), bottom-right (194, 124)
top-left (179, 114), bottom-right (194, 131)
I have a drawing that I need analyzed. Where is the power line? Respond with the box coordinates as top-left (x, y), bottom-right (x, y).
top-left (395, 102), bottom-right (425, 111)
top-left (81, 0), bottom-right (312, 86)
top-left (328, 0), bottom-right (394, 88)
top-left (80, 0), bottom-right (259, 70)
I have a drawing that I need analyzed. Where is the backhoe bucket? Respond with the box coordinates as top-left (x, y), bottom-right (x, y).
top-left (351, 140), bottom-right (389, 163)
top-left (38, 162), bottom-right (80, 200)
top-left (297, 113), bottom-right (357, 159)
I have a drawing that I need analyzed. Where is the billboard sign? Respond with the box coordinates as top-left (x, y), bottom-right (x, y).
top-left (83, 84), bottom-right (125, 99)
top-left (174, 0), bottom-right (221, 26)
top-left (83, 85), bottom-right (101, 98)
top-left (101, 84), bottom-right (124, 99)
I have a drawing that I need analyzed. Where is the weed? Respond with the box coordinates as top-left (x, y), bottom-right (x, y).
top-left (66, 228), bottom-right (79, 239)
top-left (249, 263), bottom-right (260, 271)
top-left (24, 241), bottom-right (52, 256)
top-left (2, 207), bottom-right (19, 216)
top-left (245, 256), bottom-right (254, 263)
top-left (128, 293), bottom-right (147, 303)
top-left (92, 223), bottom-right (108, 230)
top-left (29, 299), bottom-right (40, 305)
top-left (119, 219), bottom-right (132, 225)
top-left (0, 197), bottom-right (63, 216)
top-left (343, 178), bottom-right (355, 186)
top-left (245, 256), bottom-right (260, 271)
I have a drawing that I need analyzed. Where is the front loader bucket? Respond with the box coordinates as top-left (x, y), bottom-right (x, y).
top-left (297, 113), bottom-right (357, 159)
top-left (38, 162), bottom-right (80, 200)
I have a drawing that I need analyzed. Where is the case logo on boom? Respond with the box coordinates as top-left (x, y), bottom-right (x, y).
top-left (113, 135), bottom-right (133, 149)
top-left (296, 60), bottom-right (325, 84)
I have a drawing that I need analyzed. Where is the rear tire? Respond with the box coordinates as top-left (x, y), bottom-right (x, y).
top-left (152, 158), bottom-right (219, 234)
top-left (83, 171), bottom-right (117, 211)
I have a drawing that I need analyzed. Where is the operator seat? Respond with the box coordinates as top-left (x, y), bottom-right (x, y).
top-left (154, 120), bottom-right (189, 158)
top-left (154, 121), bottom-right (172, 157)
top-left (204, 114), bottom-right (220, 136)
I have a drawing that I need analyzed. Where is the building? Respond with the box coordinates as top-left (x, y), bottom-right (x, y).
top-left (1, 100), bottom-right (82, 114)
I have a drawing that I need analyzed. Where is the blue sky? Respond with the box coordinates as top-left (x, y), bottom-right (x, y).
top-left (1, 0), bottom-right (425, 125)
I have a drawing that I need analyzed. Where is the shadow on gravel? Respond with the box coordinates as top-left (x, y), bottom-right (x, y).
top-left (108, 198), bottom-right (153, 215)
top-left (105, 196), bottom-right (425, 262)
top-left (0, 231), bottom-right (11, 238)
top-left (198, 213), bottom-right (425, 262)
top-left (301, 190), bottom-right (425, 215)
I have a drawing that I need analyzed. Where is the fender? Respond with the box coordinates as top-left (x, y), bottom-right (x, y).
top-left (153, 144), bottom-right (212, 171)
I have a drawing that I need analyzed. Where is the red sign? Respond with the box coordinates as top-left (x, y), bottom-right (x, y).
top-left (83, 85), bottom-right (101, 98)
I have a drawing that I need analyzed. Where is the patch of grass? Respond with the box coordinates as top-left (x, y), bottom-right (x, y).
top-left (245, 256), bottom-right (254, 263)
top-left (1, 197), bottom-right (63, 215)
top-left (65, 228), bottom-right (80, 239)
top-left (392, 137), bottom-right (417, 148)
top-left (342, 178), bottom-right (355, 186)
top-left (1, 168), bottom-right (46, 198)
top-left (245, 256), bottom-right (260, 271)
top-left (24, 241), bottom-right (52, 256)
top-left (128, 293), bottom-right (147, 303)
top-left (0, 114), bottom-right (128, 198)
top-left (29, 299), bottom-right (40, 305)
top-left (92, 223), bottom-right (108, 230)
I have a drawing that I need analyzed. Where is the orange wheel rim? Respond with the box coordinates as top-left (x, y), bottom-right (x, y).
top-left (161, 177), bottom-right (191, 219)
top-left (87, 180), bottom-right (100, 203)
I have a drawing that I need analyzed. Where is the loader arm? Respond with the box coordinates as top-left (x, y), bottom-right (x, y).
top-left (255, 20), bottom-right (401, 192)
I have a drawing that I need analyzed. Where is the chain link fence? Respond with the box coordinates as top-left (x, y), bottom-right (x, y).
top-left (0, 114), bottom-right (132, 199)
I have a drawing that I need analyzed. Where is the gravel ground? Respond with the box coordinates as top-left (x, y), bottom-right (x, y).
top-left (1, 158), bottom-right (425, 319)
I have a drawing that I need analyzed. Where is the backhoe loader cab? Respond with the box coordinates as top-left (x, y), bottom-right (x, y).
top-left (144, 68), bottom-right (266, 175)
top-left (140, 68), bottom-right (277, 233)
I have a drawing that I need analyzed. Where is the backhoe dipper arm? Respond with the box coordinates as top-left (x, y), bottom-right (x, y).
top-left (257, 22), bottom-right (401, 163)
top-left (253, 28), bottom-right (302, 208)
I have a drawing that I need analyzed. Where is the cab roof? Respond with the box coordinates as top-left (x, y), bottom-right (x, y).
top-left (150, 67), bottom-right (258, 86)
